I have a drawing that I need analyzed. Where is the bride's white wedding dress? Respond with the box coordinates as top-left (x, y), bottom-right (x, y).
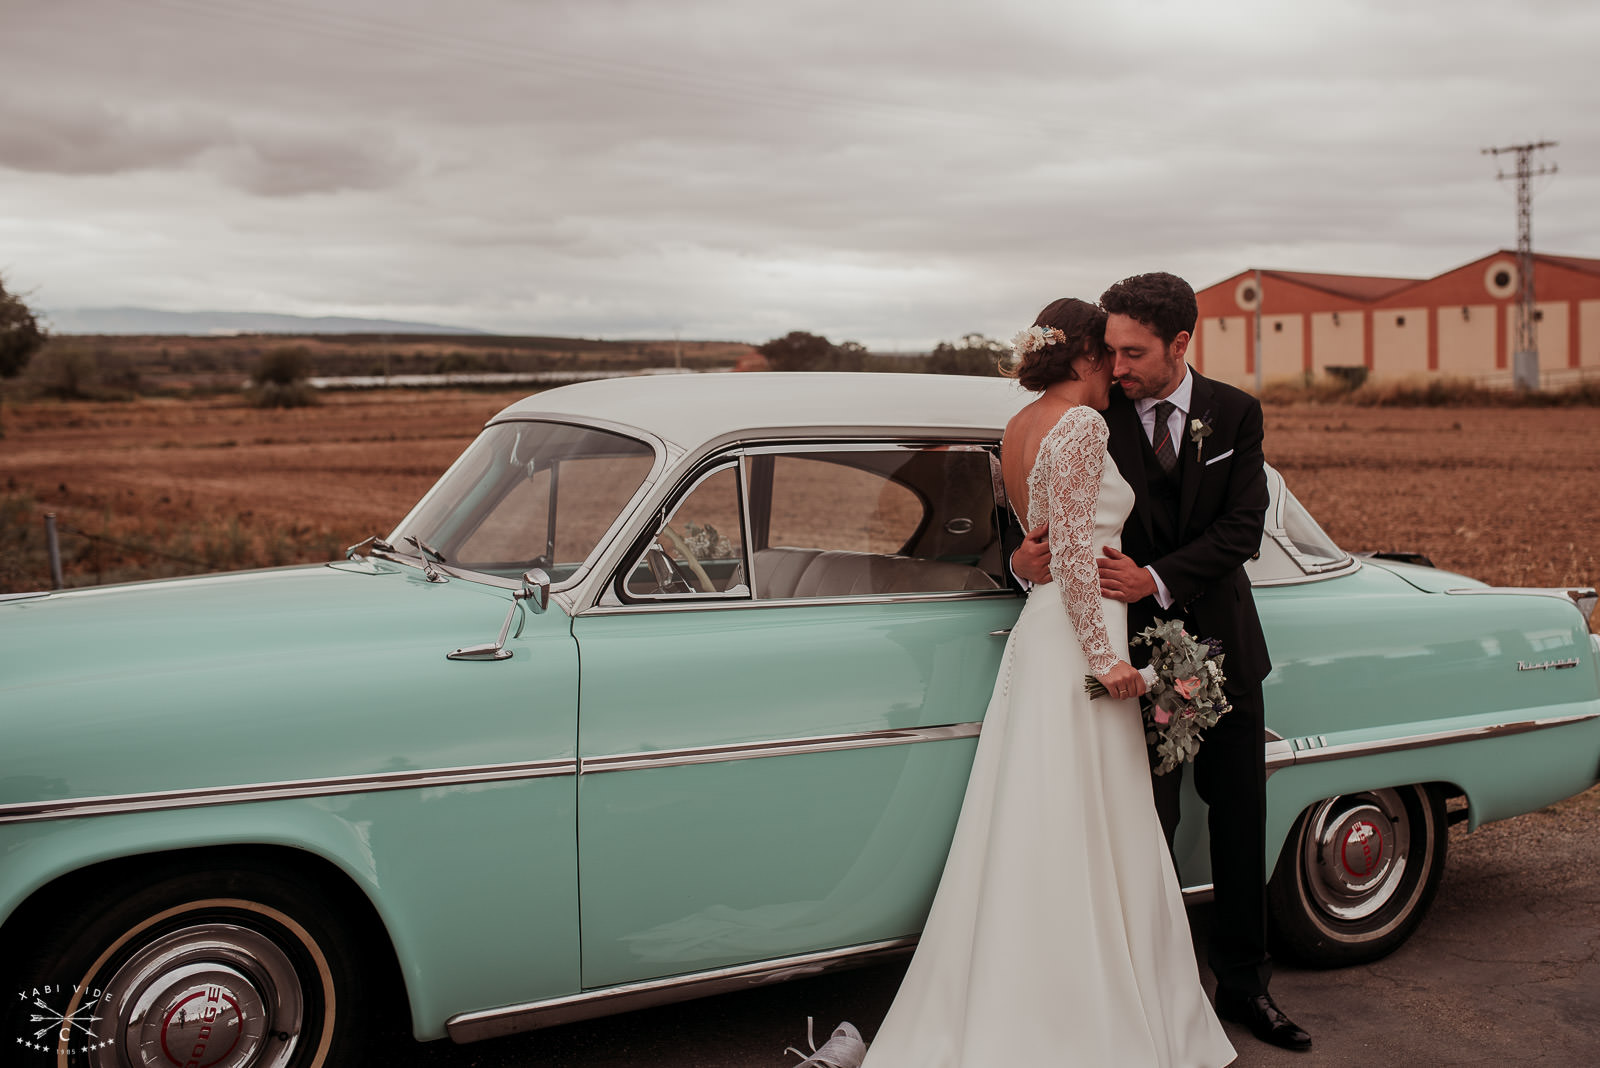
top-left (855, 406), bottom-right (1234, 1067)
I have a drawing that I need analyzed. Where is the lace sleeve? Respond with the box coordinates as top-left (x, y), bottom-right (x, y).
top-left (1043, 409), bottom-right (1120, 677)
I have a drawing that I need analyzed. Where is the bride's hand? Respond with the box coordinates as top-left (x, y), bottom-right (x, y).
top-left (1095, 661), bottom-right (1146, 701)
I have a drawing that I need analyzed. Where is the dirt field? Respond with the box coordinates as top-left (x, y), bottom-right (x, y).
top-left (1, 390), bottom-right (1596, 612)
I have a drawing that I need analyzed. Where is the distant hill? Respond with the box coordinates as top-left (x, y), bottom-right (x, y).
top-left (43, 307), bottom-right (489, 336)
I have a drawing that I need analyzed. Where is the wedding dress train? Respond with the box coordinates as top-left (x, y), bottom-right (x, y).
top-left (853, 406), bottom-right (1234, 1067)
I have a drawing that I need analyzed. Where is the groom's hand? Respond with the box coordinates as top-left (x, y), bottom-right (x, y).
top-left (1098, 546), bottom-right (1155, 603)
top-left (1011, 523), bottom-right (1053, 584)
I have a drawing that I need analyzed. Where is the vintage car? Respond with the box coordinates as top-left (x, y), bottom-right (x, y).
top-left (2, 372), bottom-right (1597, 1067)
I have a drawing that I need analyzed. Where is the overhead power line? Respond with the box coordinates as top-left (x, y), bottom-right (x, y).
top-left (148, 0), bottom-right (1045, 138)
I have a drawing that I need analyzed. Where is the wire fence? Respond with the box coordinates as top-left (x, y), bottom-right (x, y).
top-left (15, 510), bottom-right (324, 593)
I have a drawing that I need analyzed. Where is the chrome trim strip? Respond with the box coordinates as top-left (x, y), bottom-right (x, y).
top-left (582, 722), bottom-right (983, 775)
top-left (737, 439), bottom-right (997, 457)
top-left (580, 588), bottom-right (1018, 616)
top-left (447, 937), bottom-right (918, 1042)
top-left (1266, 711), bottom-right (1600, 772)
top-left (1444, 585), bottom-right (1597, 601)
top-left (0, 758), bottom-right (578, 826)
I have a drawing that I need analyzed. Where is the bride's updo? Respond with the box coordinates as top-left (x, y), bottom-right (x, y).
top-left (1002, 297), bottom-right (1108, 392)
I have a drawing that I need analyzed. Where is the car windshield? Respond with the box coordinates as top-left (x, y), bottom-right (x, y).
top-left (389, 421), bottom-right (656, 582)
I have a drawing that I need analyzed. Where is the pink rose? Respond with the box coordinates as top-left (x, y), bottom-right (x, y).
top-left (1173, 676), bottom-right (1200, 700)
top-left (1151, 705), bottom-right (1171, 726)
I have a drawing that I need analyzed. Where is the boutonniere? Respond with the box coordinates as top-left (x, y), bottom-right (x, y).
top-left (1189, 414), bottom-right (1213, 462)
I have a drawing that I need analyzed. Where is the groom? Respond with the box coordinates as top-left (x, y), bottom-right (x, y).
top-left (1013, 272), bottom-right (1311, 1052)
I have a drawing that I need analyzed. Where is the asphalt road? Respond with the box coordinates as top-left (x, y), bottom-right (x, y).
top-left (392, 786), bottom-right (1600, 1067)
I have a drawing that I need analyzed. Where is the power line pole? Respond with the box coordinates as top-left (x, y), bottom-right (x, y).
top-left (1482, 140), bottom-right (1557, 391)
top-left (1252, 268), bottom-right (1263, 393)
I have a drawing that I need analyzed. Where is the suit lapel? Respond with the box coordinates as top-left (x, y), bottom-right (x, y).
top-left (1105, 391), bottom-right (1154, 541)
top-left (1177, 370), bottom-right (1214, 533)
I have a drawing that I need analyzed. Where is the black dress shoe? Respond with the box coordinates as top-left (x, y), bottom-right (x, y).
top-left (1214, 989), bottom-right (1312, 1051)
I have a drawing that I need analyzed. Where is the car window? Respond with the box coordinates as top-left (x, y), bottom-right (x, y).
top-left (766, 455), bottom-right (925, 554)
top-left (743, 446), bottom-right (1007, 599)
top-left (624, 464), bottom-right (749, 599)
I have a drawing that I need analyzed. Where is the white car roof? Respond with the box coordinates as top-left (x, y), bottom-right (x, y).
top-left (490, 372), bottom-right (1034, 449)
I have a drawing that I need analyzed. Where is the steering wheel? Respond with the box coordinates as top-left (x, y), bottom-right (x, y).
top-left (658, 523), bottom-right (716, 592)
top-left (642, 547), bottom-right (694, 594)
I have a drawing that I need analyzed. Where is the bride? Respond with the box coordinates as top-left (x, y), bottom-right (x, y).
top-left (799, 298), bottom-right (1234, 1068)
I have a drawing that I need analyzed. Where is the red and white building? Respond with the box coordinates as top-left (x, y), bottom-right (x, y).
top-left (1191, 250), bottom-right (1600, 389)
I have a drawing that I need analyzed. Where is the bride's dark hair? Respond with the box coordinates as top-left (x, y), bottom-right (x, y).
top-left (1003, 298), bottom-right (1109, 392)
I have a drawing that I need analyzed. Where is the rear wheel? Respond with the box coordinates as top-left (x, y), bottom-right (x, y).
top-left (4, 858), bottom-right (373, 1067)
top-left (1268, 784), bottom-right (1447, 966)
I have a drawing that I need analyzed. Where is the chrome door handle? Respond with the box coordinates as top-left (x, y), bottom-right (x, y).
top-left (988, 628), bottom-right (1012, 637)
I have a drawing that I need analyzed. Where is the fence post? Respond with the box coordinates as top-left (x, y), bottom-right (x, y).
top-left (45, 513), bottom-right (65, 589)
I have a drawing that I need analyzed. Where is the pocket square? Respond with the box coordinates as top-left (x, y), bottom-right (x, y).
top-left (1204, 448), bottom-right (1234, 466)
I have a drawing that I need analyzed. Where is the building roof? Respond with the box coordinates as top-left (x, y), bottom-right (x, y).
top-left (1257, 269), bottom-right (1421, 302)
top-left (490, 372), bottom-right (1033, 450)
top-left (1536, 252), bottom-right (1600, 278)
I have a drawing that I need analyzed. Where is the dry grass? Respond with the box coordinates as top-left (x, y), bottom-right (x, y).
top-left (1260, 374), bottom-right (1600, 408)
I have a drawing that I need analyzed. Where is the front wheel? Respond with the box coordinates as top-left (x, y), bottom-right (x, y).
top-left (1268, 784), bottom-right (1447, 966)
top-left (4, 858), bottom-right (373, 1068)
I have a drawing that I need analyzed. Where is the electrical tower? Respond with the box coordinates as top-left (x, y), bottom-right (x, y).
top-left (1482, 140), bottom-right (1557, 390)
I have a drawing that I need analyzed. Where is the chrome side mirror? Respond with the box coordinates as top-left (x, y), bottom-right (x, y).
top-left (522, 568), bottom-right (550, 614)
top-left (447, 568), bottom-right (551, 661)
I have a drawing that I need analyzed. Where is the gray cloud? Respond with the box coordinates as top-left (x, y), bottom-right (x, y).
top-left (0, 98), bottom-right (223, 175)
top-left (210, 123), bottom-right (416, 197)
top-left (0, 96), bottom-right (414, 196)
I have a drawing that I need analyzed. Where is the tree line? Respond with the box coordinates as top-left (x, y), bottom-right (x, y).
top-left (757, 331), bottom-right (1009, 376)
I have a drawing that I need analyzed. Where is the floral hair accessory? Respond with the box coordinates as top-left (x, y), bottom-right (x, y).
top-left (1009, 325), bottom-right (1069, 359)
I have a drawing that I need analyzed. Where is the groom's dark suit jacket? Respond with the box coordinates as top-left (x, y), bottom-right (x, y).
top-left (1104, 371), bottom-right (1271, 690)
top-left (1105, 366), bottom-right (1275, 995)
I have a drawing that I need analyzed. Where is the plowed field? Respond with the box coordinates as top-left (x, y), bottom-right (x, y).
top-left (1, 391), bottom-right (1596, 616)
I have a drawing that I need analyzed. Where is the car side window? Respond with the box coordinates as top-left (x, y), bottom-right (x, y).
top-left (624, 464), bottom-right (749, 599)
top-left (743, 446), bottom-right (1007, 599)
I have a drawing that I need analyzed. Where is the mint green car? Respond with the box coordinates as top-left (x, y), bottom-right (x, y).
top-left (3, 373), bottom-right (1597, 1067)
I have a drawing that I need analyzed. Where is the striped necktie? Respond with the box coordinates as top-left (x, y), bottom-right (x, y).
top-left (1152, 400), bottom-right (1178, 475)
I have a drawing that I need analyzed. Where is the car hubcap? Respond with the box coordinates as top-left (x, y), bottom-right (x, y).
top-left (88, 923), bottom-right (302, 1068)
top-left (1302, 789), bottom-right (1412, 921)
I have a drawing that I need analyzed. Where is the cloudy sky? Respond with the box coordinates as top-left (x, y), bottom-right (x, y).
top-left (2, 0), bottom-right (1594, 348)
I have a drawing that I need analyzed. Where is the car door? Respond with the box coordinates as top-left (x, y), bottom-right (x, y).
top-left (572, 440), bottom-right (1023, 988)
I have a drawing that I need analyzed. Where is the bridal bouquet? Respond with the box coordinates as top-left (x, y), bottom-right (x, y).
top-left (1084, 618), bottom-right (1231, 775)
